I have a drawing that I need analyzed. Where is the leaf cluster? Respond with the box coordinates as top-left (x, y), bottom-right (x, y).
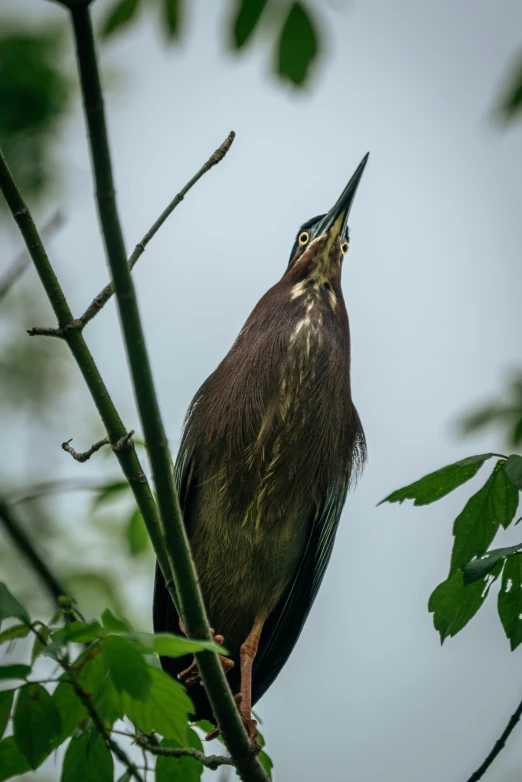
top-left (0, 584), bottom-right (273, 781)
top-left (381, 454), bottom-right (522, 649)
top-left (100, 0), bottom-right (321, 87)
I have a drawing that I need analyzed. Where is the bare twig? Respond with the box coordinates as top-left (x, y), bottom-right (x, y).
top-left (135, 735), bottom-right (233, 770)
top-left (27, 326), bottom-right (63, 338)
top-left (76, 130), bottom-right (235, 329)
top-left (0, 498), bottom-right (67, 607)
top-left (465, 697), bottom-right (522, 782)
top-left (68, 7), bottom-right (266, 782)
top-left (61, 430), bottom-right (134, 462)
top-left (8, 478), bottom-right (115, 505)
top-left (62, 436), bottom-right (109, 462)
top-left (0, 211), bottom-right (63, 302)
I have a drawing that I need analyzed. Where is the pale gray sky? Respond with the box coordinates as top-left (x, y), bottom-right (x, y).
top-left (3, 0), bottom-right (522, 780)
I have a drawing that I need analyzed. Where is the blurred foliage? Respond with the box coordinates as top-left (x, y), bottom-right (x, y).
top-left (459, 372), bottom-right (522, 450)
top-left (381, 453), bottom-right (522, 650)
top-left (0, 27), bottom-right (71, 210)
top-left (100, 0), bottom-right (322, 86)
top-left (0, 588), bottom-right (274, 781)
top-left (497, 50), bottom-right (522, 122)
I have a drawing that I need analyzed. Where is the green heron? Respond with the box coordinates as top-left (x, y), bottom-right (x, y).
top-left (154, 154), bottom-right (368, 741)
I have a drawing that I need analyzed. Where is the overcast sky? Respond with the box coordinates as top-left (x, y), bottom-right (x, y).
top-left (4, 0), bottom-right (522, 780)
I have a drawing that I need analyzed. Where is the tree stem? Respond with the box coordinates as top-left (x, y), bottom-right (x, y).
top-left (68, 6), bottom-right (267, 780)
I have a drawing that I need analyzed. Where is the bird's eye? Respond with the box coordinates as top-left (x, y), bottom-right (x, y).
top-left (341, 241), bottom-right (349, 255)
top-left (298, 231), bottom-right (310, 246)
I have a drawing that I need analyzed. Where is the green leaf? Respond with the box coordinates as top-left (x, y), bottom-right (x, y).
top-left (0, 624), bottom-right (30, 644)
top-left (156, 729), bottom-right (204, 782)
top-left (101, 608), bottom-right (131, 633)
top-left (379, 454), bottom-right (494, 507)
top-left (91, 480), bottom-right (130, 509)
top-left (230, 0), bottom-right (269, 49)
top-left (103, 635), bottom-right (151, 700)
top-left (0, 736), bottom-right (29, 782)
top-left (163, 0), bottom-right (182, 39)
top-left (259, 749), bottom-right (273, 779)
top-left (121, 666), bottom-right (192, 743)
top-left (463, 542), bottom-right (522, 585)
top-left (61, 733), bottom-right (113, 782)
top-left (136, 631), bottom-right (226, 657)
top-left (450, 462), bottom-right (517, 574)
top-left (0, 665), bottom-right (31, 681)
top-left (125, 508), bottom-right (150, 557)
top-left (52, 644), bottom-right (114, 745)
top-left (45, 620), bottom-right (104, 657)
top-left (505, 454), bottom-right (522, 490)
top-left (0, 691), bottom-right (14, 740)
top-left (101, 0), bottom-right (141, 39)
top-left (498, 553), bottom-right (522, 650)
top-left (277, 2), bottom-right (320, 86)
top-left (31, 625), bottom-right (50, 664)
top-left (428, 565), bottom-right (502, 643)
top-left (497, 51), bottom-right (522, 122)
top-left (52, 680), bottom-right (88, 746)
top-left (13, 683), bottom-right (62, 769)
top-left (0, 583), bottom-right (30, 626)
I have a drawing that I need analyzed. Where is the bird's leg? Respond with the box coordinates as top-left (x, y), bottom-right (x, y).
top-left (178, 621), bottom-right (234, 686)
top-left (237, 614), bottom-right (266, 746)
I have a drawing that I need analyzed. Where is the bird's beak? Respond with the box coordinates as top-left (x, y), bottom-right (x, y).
top-left (314, 152), bottom-right (369, 242)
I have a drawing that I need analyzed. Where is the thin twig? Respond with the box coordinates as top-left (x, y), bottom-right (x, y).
top-left (8, 478), bottom-right (114, 505)
top-left (27, 326), bottom-right (63, 338)
top-left (76, 131), bottom-right (235, 329)
top-left (68, 8), bottom-right (265, 782)
top-left (0, 147), bottom-right (168, 622)
top-left (0, 498), bottom-right (67, 607)
top-left (61, 430), bottom-right (134, 462)
top-left (62, 436), bottom-right (109, 462)
top-left (136, 736), bottom-right (233, 770)
top-left (465, 697), bottom-right (522, 782)
top-left (0, 211), bottom-right (64, 302)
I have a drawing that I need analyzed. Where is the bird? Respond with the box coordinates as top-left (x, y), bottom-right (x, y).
top-left (153, 153), bottom-right (368, 743)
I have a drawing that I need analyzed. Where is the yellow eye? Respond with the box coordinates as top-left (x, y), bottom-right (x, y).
top-left (341, 241), bottom-right (349, 255)
top-left (298, 231), bottom-right (310, 246)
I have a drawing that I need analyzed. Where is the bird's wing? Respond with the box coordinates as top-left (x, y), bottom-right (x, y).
top-left (251, 480), bottom-right (348, 705)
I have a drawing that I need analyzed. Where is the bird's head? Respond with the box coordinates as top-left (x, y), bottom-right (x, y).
top-left (286, 153), bottom-right (369, 284)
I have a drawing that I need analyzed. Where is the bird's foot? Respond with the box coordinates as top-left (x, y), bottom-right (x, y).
top-left (178, 628), bottom-right (234, 687)
top-left (204, 694), bottom-right (260, 750)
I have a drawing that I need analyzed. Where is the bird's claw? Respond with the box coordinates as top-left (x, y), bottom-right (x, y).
top-left (178, 628), bottom-right (234, 687)
top-left (205, 694), bottom-right (260, 750)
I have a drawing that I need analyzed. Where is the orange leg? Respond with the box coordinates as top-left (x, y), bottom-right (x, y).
top-left (237, 614), bottom-right (266, 745)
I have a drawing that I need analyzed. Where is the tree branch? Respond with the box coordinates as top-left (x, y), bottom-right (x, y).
top-left (77, 130), bottom-right (235, 330)
top-left (0, 498), bottom-right (67, 607)
top-left (465, 697), bottom-right (522, 782)
top-left (0, 149), bottom-right (176, 629)
top-left (69, 7), bottom-right (266, 781)
top-left (135, 735), bottom-right (233, 770)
